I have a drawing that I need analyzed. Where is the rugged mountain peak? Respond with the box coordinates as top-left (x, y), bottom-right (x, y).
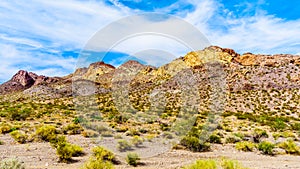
top-left (11, 70), bottom-right (35, 87)
top-left (119, 60), bottom-right (144, 69)
top-left (89, 61), bottom-right (115, 69)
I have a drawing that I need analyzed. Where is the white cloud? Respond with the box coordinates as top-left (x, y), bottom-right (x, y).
top-left (184, 0), bottom-right (300, 55)
top-left (1, 0), bottom-right (300, 83)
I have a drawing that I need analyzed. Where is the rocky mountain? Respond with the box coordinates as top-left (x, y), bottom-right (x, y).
top-left (1, 46), bottom-right (300, 102)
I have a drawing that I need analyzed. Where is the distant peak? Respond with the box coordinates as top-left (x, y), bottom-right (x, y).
top-left (11, 70), bottom-right (34, 87)
top-left (89, 61), bottom-right (115, 69)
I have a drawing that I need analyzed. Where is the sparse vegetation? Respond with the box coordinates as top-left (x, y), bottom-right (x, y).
top-left (10, 130), bottom-right (27, 144)
top-left (117, 140), bottom-right (132, 152)
top-left (126, 153), bottom-right (140, 167)
top-left (0, 158), bottom-right (25, 169)
top-left (278, 140), bottom-right (300, 155)
top-left (258, 141), bottom-right (275, 155)
top-left (184, 159), bottom-right (217, 169)
top-left (235, 141), bottom-right (256, 152)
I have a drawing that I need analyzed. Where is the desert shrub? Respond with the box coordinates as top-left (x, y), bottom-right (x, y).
top-left (126, 153), bottom-right (140, 167)
top-left (0, 158), bottom-right (25, 169)
top-left (291, 122), bottom-right (300, 131)
top-left (62, 123), bottom-right (83, 135)
top-left (253, 128), bottom-right (268, 143)
top-left (80, 159), bottom-right (114, 169)
top-left (271, 118), bottom-right (287, 131)
top-left (81, 130), bottom-right (99, 138)
top-left (278, 139), bottom-right (300, 155)
top-left (225, 135), bottom-right (241, 144)
top-left (117, 140), bottom-right (132, 152)
top-left (56, 141), bottom-right (84, 162)
top-left (125, 129), bottom-right (140, 136)
top-left (0, 123), bottom-right (13, 134)
top-left (131, 136), bottom-right (143, 147)
top-left (101, 131), bottom-right (114, 137)
top-left (50, 135), bottom-right (67, 148)
top-left (9, 108), bottom-right (31, 121)
top-left (10, 131), bottom-right (27, 144)
top-left (258, 141), bottom-right (275, 155)
top-left (183, 159), bottom-right (217, 169)
top-left (209, 134), bottom-right (222, 144)
top-left (222, 159), bottom-right (249, 169)
top-left (92, 146), bottom-right (117, 163)
top-left (0, 140), bottom-right (3, 145)
top-left (180, 136), bottom-right (211, 152)
top-left (272, 133), bottom-right (281, 140)
top-left (235, 141), bottom-right (255, 152)
top-left (35, 125), bottom-right (57, 142)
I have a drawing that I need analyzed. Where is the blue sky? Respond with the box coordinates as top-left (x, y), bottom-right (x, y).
top-left (0, 0), bottom-right (300, 83)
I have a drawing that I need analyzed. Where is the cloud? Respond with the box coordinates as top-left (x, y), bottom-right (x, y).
top-left (1, 0), bottom-right (300, 83)
top-left (184, 0), bottom-right (300, 55)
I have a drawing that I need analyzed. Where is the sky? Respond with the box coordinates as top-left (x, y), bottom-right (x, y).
top-left (0, 0), bottom-right (300, 83)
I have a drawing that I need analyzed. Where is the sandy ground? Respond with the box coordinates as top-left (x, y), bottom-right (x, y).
top-left (0, 134), bottom-right (299, 169)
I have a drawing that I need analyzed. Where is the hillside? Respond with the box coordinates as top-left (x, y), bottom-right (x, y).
top-left (0, 46), bottom-right (300, 169)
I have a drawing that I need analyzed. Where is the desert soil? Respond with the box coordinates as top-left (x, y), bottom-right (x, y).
top-left (0, 134), bottom-right (299, 169)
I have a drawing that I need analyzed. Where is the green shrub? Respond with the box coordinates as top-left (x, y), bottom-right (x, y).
top-left (62, 123), bottom-right (83, 135)
top-left (183, 159), bottom-right (217, 169)
top-left (253, 128), bottom-right (268, 143)
top-left (131, 136), bottom-right (143, 147)
top-left (0, 158), bottom-right (25, 169)
top-left (35, 125), bottom-right (57, 142)
top-left (50, 135), bottom-right (67, 148)
top-left (278, 140), bottom-right (300, 155)
top-left (225, 135), bottom-right (241, 144)
top-left (209, 134), bottom-right (222, 144)
top-left (222, 159), bottom-right (248, 169)
top-left (0, 123), bottom-right (13, 134)
top-left (9, 108), bottom-right (31, 121)
top-left (0, 140), bottom-right (3, 145)
top-left (10, 131), bottom-right (27, 144)
top-left (92, 146), bottom-right (117, 163)
top-left (180, 136), bottom-right (211, 152)
top-left (56, 141), bottom-right (84, 162)
top-left (271, 118), bottom-right (287, 131)
top-left (80, 158), bottom-right (114, 169)
top-left (258, 141), bottom-right (275, 155)
top-left (126, 153), bottom-right (140, 167)
top-left (235, 141), bottom-right (256, 152)
top-left (291, 122), bottom-right (300, 131)
top-left (117, 140), bottom-right (132, 152)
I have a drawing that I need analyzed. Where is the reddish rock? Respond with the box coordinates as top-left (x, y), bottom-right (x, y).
top-left (11, 70), bottom-right (35, 87)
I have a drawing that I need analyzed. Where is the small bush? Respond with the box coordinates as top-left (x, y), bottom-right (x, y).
top-left (278, 140), bottom-right (300, 155)
top-left (81, 130), bottom-right (99, 138)
top-left (62, 123), bottom-right (83, 135)
top-left (253, 128), bottom-right (268, 143)
top-left (56, 141), bottom-right (84, 162)
top-left (184, 159), bottom-right (217, 169)
top-left (126, 153), bottom-right (140, 167)
top-left (9, 108), bottom-right (31, 121)
top-left (80, 158), bottom-right (114, 169)
top-left (131, 136), bottom-right (143, 147)
top-left (235, 141), bottom-right (256, 152)
top-left (209, 134), bottom-right (222, 144)
top-left (0, 140), bottom-right (4, 145)
top-left (92, 146), bottom-right (117, 163)
top-left (225, 135), bottom-right (241, 144)
top-left (180, 136), bottom-right (211, 152)
top-left (222, 159), bottom-right (248, 169)
top-left (258, 141), bottom-right (275, 155)
top-left (35, 125), bottom-right (57, 142)
top-left (0, 158), bottom-right (25, 169)
top-left (10, 131), bottom-right (27, 144)
top-left (0, 123), bottom-right (13, 134)
top-left (117, 140), bottom-right (132, 152)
